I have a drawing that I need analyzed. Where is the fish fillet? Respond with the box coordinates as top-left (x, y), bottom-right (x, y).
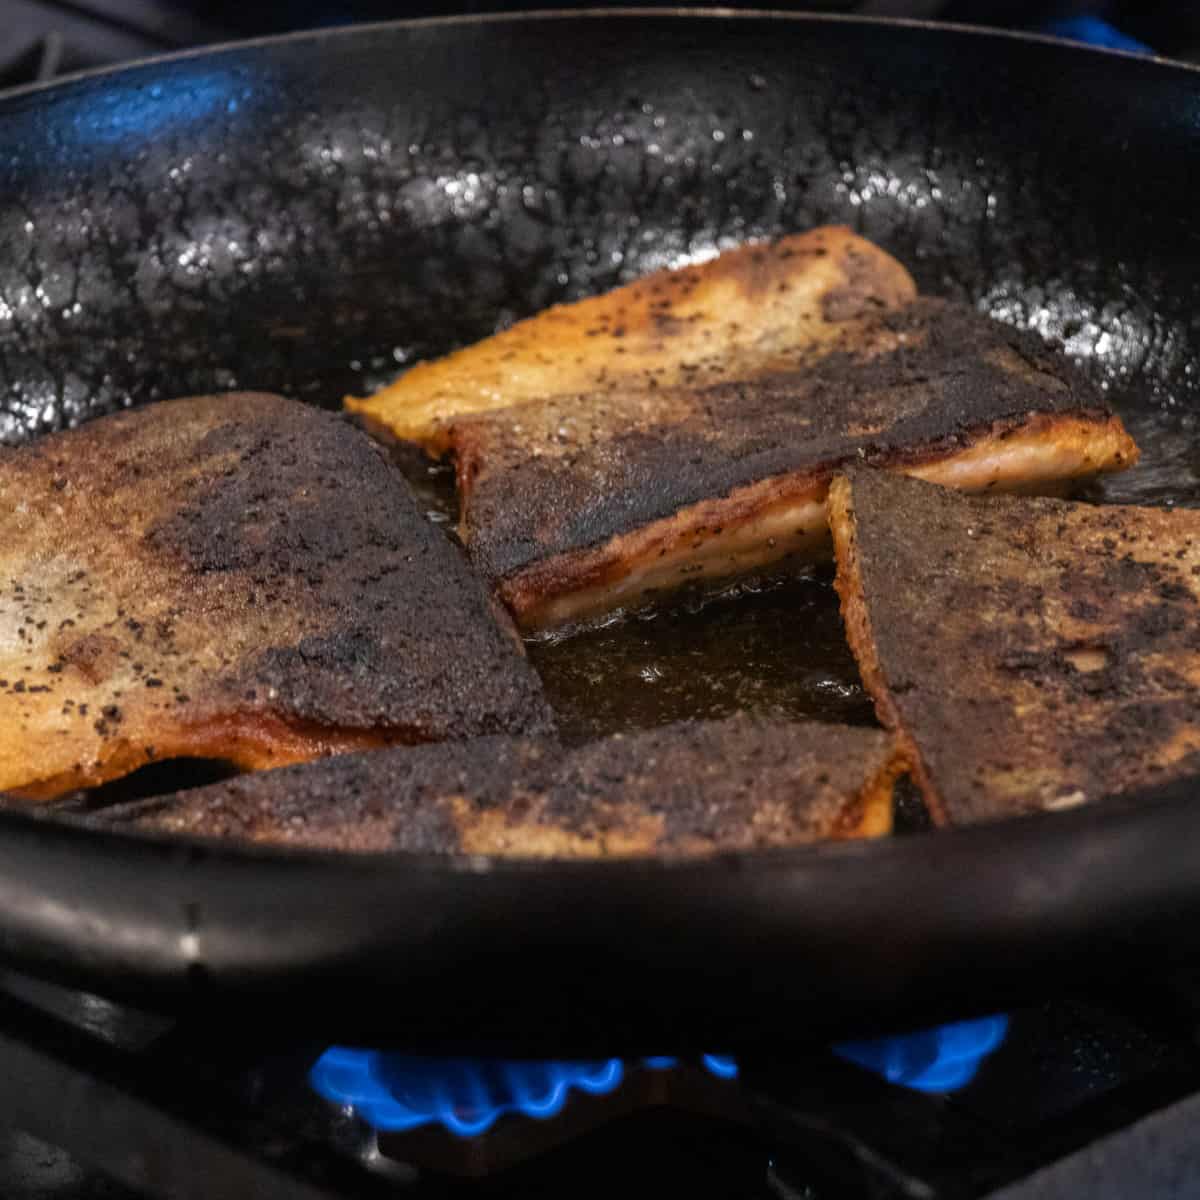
top-left (450, 299), bottom-right (1137, 628)
top-left (90, 715), bottom-right (905, 856)
top-left (0, 393), bottom-right (552, 800)
top-left (830, 468), bottom-right (1200, 826)
top-left (345, 226), bottom-right (918, 453)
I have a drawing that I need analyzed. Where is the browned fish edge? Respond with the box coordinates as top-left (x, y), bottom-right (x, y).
top-left (3, 712), bottom-right (407, 802)
top-left (78, 717), bottom-right (909, 857)
top-left (837, 740), bottom-right (911, 841)
top-left (345, 226), bottom-right (918, 454)
top-left (496, 409), bottom-right (1135, 630)
top-left (829, 471), bottom-right (948, 825)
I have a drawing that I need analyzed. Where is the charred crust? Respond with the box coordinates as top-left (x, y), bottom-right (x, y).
top-left (454, 298), bottom-right (1131, 602)
top-left (95, 716), bottom-right (903, 856)
top-left (830, 469), bottom-right (1200, 825)
top-left (0, 392), bottom-right (553, 797)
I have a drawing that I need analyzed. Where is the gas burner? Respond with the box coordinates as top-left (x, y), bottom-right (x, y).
top-left (297, 1017), bottom-right (1003, 1176)
top-left (3, 7), bottom-right (1200, 1200)
top-left (6, 967), bottom-right (1200, 1199)
top-left (305, 1019), bottom-right (1007, 1176)
top-left (318, 1055), bottom-right (745, 1176)
top-left (835, 1014), bottom-right (1009, 1092)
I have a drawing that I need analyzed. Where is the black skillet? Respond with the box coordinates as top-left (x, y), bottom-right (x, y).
top-left (2, 11), bottom-right (1200, 1053)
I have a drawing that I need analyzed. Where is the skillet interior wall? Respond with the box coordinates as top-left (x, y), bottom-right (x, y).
top-left (1, 14), bottom-right (1199, 450)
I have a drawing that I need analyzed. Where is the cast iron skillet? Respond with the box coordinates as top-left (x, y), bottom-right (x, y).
top-left (2, 11), bottom-right (1200, 1053)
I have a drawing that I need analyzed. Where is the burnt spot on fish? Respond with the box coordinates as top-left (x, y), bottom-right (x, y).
top-left (452, 299), bottom-right (1135, 626)
top-left (92, 715), bottom-right (904, 857)
top-left (0, 393), bottom-right (553, 799)
top-left (830, 469), bottom-right (1200, 826)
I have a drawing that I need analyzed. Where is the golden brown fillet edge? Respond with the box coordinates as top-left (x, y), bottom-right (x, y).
top-left (393, 740), bottom-right (904, 855)
top-left (345, 226), bottom-right (918, 454)
top-left (835, 746), bottom-right (907, 843)
top-left (499, 411), bottom-right (1138, 630)
top-left (442, 731), bottom-right (906, 855)
top-left (828, 473), bottom-right (948, 826)
top-left (6, 716), bottom-right (398, 803)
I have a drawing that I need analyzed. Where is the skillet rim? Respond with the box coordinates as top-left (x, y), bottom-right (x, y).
top-left (0, 5), bottom-right (1197, 111)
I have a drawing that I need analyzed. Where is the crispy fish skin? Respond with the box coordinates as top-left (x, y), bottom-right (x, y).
top-left (0, 393), bottom-right (552, 799)
top-left (92, 716), bottom-right (905, 857)
top-left (451, 299), bottom-right (1137, 629)
top-left (345, 227), bottom-right (918, 453)
top-left (830, 469), bottom-right (1200, 827)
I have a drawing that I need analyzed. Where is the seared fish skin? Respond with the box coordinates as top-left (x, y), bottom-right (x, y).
top-left (346, 226), bottom-right (918, 453)
top-left (93, 715), bottom-right (905, 857)
top-left (0, 393), bottom-right (552, 799)
top-left (830, 469), bottom-right (1200, 827)
top-left (451, 299), bottom-right (1137, 628)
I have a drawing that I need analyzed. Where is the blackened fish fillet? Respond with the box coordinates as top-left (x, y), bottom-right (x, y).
top-left (829, 468), bottom-right (1200, 826)
top-left (0, 393), bottom-right (552, 799)
top-left (450, 299), bottom-right (1136, 628)
top-left (92, 715), bottom-right (905, 857)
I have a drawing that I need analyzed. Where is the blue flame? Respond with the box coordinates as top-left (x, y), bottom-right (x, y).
top-left (311, 1050), bottom-right (626, 1136)
top-left (701, 1054), bottom-right (739, 1080)
top-left (1040, 17), bottom-right (1152, 55)
top-left (312, 1017), bottom-right (1006, 1136)
top-left (311, 1051), bottom-right (736, 1137)
top-left (833, 1014), bottom-right (1009, 1093)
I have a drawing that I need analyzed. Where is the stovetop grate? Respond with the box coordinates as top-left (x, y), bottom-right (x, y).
top-left (5, 966), bottom-right (1200, 1199)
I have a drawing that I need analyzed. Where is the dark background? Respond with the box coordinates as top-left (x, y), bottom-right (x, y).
top-left (3, 0), bottom-right (1200, 86)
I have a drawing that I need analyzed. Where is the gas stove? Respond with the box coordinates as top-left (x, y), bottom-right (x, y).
top-left (4, 4), bottom-right (1200, 1199)
top-left (5, 965), bottom-right (1200, 1199)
